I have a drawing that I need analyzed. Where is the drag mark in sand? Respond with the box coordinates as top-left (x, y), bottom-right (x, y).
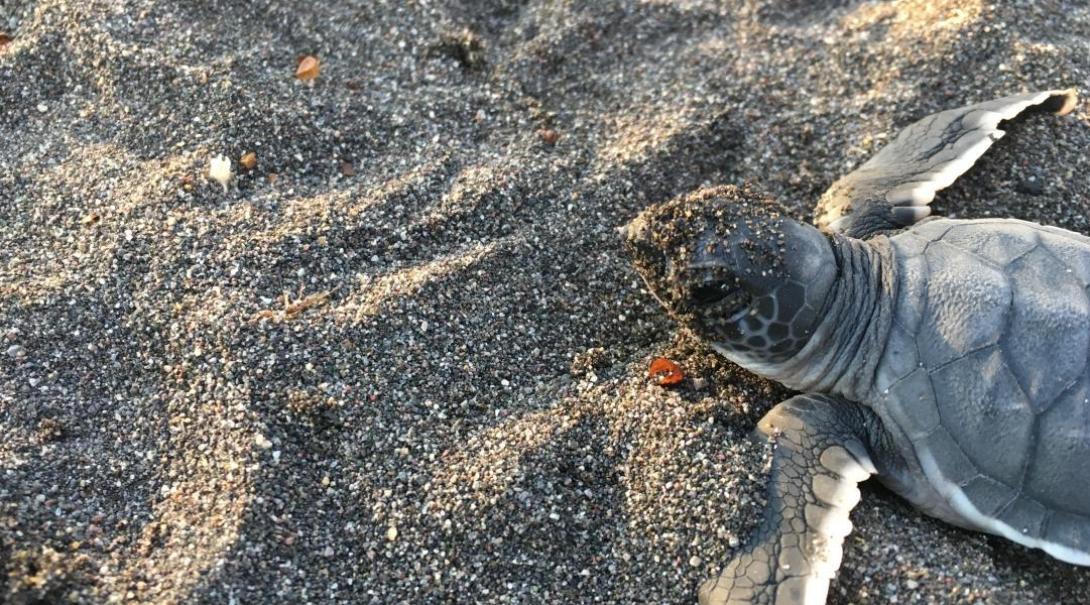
top-left (337, 237), bottom-right (517, 322)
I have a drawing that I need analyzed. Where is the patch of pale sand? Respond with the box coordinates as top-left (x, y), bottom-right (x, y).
top-left (0, 143), bottom-right (189, 303)
top-left (219, 157), bottom-right (457, 254)
top-left (89, 394), bottom-right (256, 605)
top-left (341, 156), bottom-right (453, 223)
top-left (19, 0), bottom-right (234, 104)
top-left (421, 360), bottom-right (663, 509)
top-left (166, 285), bottom-right (249, 333)
top-left (5, 141), bottom-right (488, 329)
top-left (182, 156), bottom-right (450, 255)
top-left (593, 106), bottom-right (701, 169)
top-left (838, 0), bottom-right (986, 105)
top-left (333, 236), bottom-right (517, 322)
top-left (428, 400), bottom-right (587, 513)
top-left (426, 359), bottom-right (764, 553)
top-left (842, 0), bottom-right (984, 39)
top-left (0, 273), bottom-right (72, 305)
top-left (575, 3), bottom-right (979, 197)
top-left (591, 372), bottom-right (772, 545)
top-left (412, 162), bottom-right (518, 230)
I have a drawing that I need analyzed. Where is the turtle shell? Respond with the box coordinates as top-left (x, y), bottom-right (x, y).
top-left (875, 218), bottom-right (1090, 564)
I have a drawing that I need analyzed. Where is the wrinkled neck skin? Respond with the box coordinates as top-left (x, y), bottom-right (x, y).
top-left (718, 234), bottom-right (896, 402)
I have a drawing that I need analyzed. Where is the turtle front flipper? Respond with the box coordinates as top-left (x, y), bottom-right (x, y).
top-left (700, 395), bottom-right (880, 605)
top-left (814, 89), bottom-right (1077, 240)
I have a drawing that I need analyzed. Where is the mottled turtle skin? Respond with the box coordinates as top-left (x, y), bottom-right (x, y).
top-left (625, 89), bottom-right (1087, 605)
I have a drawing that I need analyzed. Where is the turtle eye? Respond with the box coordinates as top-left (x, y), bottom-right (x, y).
top-left (691, 283), bottom-right (730, 306)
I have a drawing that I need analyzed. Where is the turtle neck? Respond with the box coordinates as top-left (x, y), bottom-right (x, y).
top-left (762, 233), bottom-right (897, 401)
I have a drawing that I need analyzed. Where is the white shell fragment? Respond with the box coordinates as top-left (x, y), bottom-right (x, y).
top-left (209, 154), bottom-right (233, 192)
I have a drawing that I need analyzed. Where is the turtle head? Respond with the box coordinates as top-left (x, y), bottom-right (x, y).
top-left (625, 185), bottom-right (837, 364)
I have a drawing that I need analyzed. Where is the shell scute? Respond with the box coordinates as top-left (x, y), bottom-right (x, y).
top-left (885, 219), bottom-right (1090, 548)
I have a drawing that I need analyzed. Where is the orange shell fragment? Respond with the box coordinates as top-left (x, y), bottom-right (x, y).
top-left (649, 357), bottom-right (684, 386)
top-left (296, 55), bottom-right (320, 81)
top-left (537, 128), bottom-right (560, 145)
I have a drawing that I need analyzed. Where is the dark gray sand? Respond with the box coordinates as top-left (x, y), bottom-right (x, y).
top-left (2, 1), bottom-right (1089, 603)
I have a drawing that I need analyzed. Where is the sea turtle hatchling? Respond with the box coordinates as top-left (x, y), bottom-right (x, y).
top-left (625, 89), bottom-right (1084, 605)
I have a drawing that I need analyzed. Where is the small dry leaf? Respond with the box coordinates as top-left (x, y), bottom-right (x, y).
top-left (283, 290), bottom-right (331, 318)
top-left (0, 33), bottom-right (12, 50)
top-left (649, 357), bottom-right (685, 386)
top-left (537, 128), bottom-right (560, 145)
top-left (251, 289), bottom-right (333, 323)
top-left (339, 161), bottom-right (355, 177)
top-left (239, 151), bottom-right (257, 170)
top-left (296, 55), bottom-right (320, 81)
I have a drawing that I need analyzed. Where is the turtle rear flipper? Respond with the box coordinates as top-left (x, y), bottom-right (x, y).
top-left (700, 395), bottom-right (885, 605)
top-left (814, 89), bottom-right (1077, 239)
